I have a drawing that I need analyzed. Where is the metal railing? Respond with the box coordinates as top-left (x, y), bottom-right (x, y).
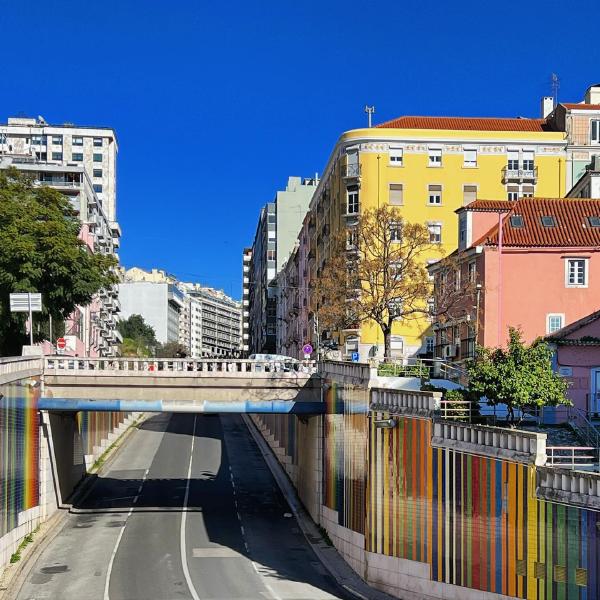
top-left (501, 165), bottom-right (538, 183)
top-left (546, 446), bottom-right (597, 470)
top-left (377, 357), bottom-right (468, 385)
top-left (44, 357), bottom-right (317, 375)
top-left (340, 163), bottom-right (361, 178)
top-left (438, 399), bottom-right (473, 422)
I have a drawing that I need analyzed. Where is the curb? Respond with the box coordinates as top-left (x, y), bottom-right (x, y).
top-left (0, 413), bottom-right (147, 600)
top-left (241, 414), bottom-right (397, 600)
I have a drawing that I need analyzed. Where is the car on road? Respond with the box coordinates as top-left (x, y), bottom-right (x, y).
top-left (248, 353), bottom-right (300, 372)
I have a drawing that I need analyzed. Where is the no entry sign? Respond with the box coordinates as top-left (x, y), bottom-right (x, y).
top-left (57, 337), bottom-right (66, 350)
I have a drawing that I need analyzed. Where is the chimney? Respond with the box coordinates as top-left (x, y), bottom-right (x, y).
top-left (585, 84), bottom-right (600, 105)
top-left (541, 96), bottom-right (554, 118)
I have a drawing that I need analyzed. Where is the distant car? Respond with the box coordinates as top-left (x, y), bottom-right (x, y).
top-left (248, 353), bottom-right (299, 372)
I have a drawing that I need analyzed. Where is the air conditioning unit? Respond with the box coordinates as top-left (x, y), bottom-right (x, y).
top-left (444, 344), bottom-right (456, 358)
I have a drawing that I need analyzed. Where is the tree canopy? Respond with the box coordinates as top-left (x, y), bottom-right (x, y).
top-left (467, 328), bottom-right (570, 425)
top-left (117, 314), bottom-right (157, 357)
top-left (316, 206), bottom-right (438, 358)
top-left (0, 168), bottom-right (117, 355)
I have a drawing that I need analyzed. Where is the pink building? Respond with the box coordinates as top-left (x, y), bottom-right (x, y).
top-left (430, 197), bottom-right (600, 361)
top-left (547, 310), bottom-right (600, 415)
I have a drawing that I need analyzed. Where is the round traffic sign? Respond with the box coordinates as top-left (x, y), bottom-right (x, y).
top-left (302, 343), bottom-right (313, 355)
top-left (57, 337), bottom-right (66, 349)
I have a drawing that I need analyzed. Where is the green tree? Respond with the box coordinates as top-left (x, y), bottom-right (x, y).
top-left (117, 314), bottom-right (157, 347)
top-left (467, 328), bottom-right (570, 426)
top-left (156, 341), bottom-right (188, 358)
top-left (0, 168), bottom-right (117, 355)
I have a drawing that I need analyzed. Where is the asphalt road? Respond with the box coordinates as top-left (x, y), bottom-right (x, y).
top-left (16, 413), bottom-right (351, 600)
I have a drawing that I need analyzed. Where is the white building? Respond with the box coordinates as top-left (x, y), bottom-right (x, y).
top-left (0, 115), bottom-right (121, 356)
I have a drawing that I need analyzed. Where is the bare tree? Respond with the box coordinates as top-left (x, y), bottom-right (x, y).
top-left (316, 206), bottom-right (441, 359)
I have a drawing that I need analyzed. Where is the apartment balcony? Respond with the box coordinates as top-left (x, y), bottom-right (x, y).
top-left (37, 178), bottom-right (82, 190)
top-left (340, 162), bottom-right (361, 179)
top-left (501, 165), bottom-right (538, 184)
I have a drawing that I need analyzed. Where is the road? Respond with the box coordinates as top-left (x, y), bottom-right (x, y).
top-left (16, 413), bottom-right (351, 600)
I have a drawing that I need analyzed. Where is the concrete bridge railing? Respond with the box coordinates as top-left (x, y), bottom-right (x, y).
top-left (370, 387), bottom-right (442, 418)
top-left (0, 356), bottom-right (43, 384)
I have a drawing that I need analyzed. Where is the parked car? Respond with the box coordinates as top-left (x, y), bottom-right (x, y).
top-left (248, 353), bottom-right (299, 372)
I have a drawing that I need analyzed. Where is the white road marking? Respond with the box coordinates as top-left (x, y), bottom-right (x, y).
top-left (180, 415), bottom-right (201, 600)
top-left (103, 468), bottom-right (149, 600)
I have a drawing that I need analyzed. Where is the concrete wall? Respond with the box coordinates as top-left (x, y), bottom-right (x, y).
top-left (118, 282), bottom-right (171, 343)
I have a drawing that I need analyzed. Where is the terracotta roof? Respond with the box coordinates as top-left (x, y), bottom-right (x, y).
top-left (560, 103), bottom-right (600, 111)
top-left (375, 116), bottom-right (549, 132)
top-left (458, 199), bottom-right (512, 213)
top-left (472, 197), bottom-right (600, 248)
top-left (546, 309), bottom-right (600, 342)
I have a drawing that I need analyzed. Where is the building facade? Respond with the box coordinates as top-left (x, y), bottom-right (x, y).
top-left (0, 115), bottom-right (121, 356)
top-left (430, 197), bottom-right (600, 361)
top-left (241, 247), bottom-right (252, 355)
top-left (248, 176), bottom-right (317, 355)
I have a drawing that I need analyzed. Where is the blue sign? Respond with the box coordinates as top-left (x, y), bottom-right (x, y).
top-left (351, 352), bottom-right (359, 362)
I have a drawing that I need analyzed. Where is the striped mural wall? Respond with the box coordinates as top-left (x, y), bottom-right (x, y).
top-left (368, 411), bottom-right (600, 600)
top-left (77, 411), bottom-right (129, 456)
top-left (0, 379), bottom-right (40, 539)
top-left (323, 380), bottom-right (368, 534)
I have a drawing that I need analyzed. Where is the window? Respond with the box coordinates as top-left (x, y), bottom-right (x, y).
top-left (390, 222), bottom-right (402, 242)
top-left (522, 185), bottom-right (534, 198)
top-left (72, 136), bottom-right (83, 146)
top-left (541, 215), bottom-right (556, 227)
top-left (428, 184), bottom-right (442, 205)
top-left (523, 151), bottom-right (535, 170)
top-left (35, 152), bottom-right (47, 161)
top-left (428, 223), bottom-right (442, 243)
top-left (52, 135), bottom-right (63, 145)
top-left (464, 148), bottom-right (477, 167)
top-left (93, 137), bottom-right (103, 147)
top-left (428, 148), bottom-right (442, 167)
top-left (267, 214), bottom-right (276, 223)
top-left (93, 168), bottom-right (103, 178)
top-left (72, 153), bottom-right (83, 161)
top-left (347, 185), bottom-right (359, 214)
top-left (510, 215), bottom-right (524, 228)
top-left (459, 213), bottom-right (467, 244)
top-left (93, 153), bottom-right (102, 162)
top-left (346, 229), bottom-right (357, 250)
top-left (426, 336), bottom-right (435, 353)
top-left (591, 120), bottom-right (600, 144)
top-left (389, 146), bottom-right (403, 166)
top-left (507, 150), bottom-right (519, 170)
top-left (93, 184), bottom-right (103, 193)
top-left (454, 268), bottom-right (461, 290)
top-left (389, 183), bottom-right (403, 205)
top-left (463, 185), bottom-right (477, 205)
top-left (468, 261), bottom-right (476, 282)
top-left (547, 314), bottom-right (564, 334)
top-left (507, 185), bottom-right (519, 201)
top-left (566, 258), bottom-right (588, 287)
top-left (32, 135), bottom-right (47, 145)
top-left (267, 249), bottom-right (276, 261)
top-left (427, 298), bottom-right (435, 316)
top-left (588, 216), bottom-right (600, 227)
top-left (51, 152), bottom-right (62, 161)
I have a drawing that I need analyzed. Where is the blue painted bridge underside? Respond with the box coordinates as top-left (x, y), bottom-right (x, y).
top-left (38, 398), bottom-right (325, 414)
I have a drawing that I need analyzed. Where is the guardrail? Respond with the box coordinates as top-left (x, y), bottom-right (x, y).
top-left (318, 360), bottom-right (372, 384)
top-left (546, 446), bottom-right (597, 470)
top-left (377, 357), bottom-right (468, 385)
top-left (537, 467), bottom-right (600, 509)
top-left (371, 387), bottom-right (441, 416)
top-left (432, 420), bottom-right (547, 465)
top-left (44, 357), bottom-right (317, 375)
top-left (0, 356), bottom-right (43, 376)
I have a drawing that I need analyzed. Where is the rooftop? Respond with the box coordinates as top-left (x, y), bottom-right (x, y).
top-left (457, 199), bottom-right (512, 213)
top-left (471, 197), bottom-right (600, 248)
top-left (375, 115), bottom-right (550, 132)
top-left (560, 103), bottom-right (600, 111)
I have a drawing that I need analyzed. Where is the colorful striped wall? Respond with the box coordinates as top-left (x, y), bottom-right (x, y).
top-left (77, 411), bottom-right (129, 456)
top-left (368, 411), bottom-right (600, 599)
top-left (0, 378), bottom-right (40, 539)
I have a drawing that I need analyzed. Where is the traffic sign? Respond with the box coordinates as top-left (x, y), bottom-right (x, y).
top-left (9, 292), bottom-right (42, 312)
top-left (351, 351), bottom-right (359, 362)
top-left (302, 343), bottom-right (313, 356)
top-left (57, 338), bottom-right (66, 350)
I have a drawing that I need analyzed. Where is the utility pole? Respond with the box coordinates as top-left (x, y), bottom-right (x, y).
top-left (364, 105), bottom-right (375, 128)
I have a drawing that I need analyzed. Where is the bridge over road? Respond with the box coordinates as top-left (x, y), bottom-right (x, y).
top-left (40, 357), bottom-right (323, 413)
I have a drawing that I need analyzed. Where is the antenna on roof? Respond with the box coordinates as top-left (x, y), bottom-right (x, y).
top-left (550, 73), bottom-right (560, 106)
top-left (364, 105), bottom-right (375, 128)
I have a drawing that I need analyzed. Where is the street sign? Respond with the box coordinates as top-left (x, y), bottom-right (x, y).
top-left (351, 351), bottom-right (359, 362)
top-left (57, 338), bottom-right (66, 350)
top-left (302, 343), bottom-right (313, 355)
top-left (9, 293), bottom-right (42, 312)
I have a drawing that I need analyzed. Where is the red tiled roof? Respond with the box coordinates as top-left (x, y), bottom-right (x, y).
top-left (375, 116), bottom-right (549, 132)
top-left (458, 199), bottom-right (512, 213)
top-left (472, 197), bottom-right (600, 248)
top-left (546, 309), bottom-right (600, 341)
top-left (561, 103), bottom-right (600, 111)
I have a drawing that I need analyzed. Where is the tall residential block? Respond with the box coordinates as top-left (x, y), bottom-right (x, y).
top-left (0, 115), bottom-right (121, 356)
top-left (241, 247), bottom-right (252, 355)
top-left (302, 109), bottom-right (567, 359)
top-left (248, 176), bottom-right (317, 355)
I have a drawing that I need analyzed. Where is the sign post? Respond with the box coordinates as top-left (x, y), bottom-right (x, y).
top-left (9, 292), bottom-right (43, 346)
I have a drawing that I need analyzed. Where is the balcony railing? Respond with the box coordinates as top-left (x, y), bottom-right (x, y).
top-left (340, 162), bottom-right (361, 178)
top-left (460, 337), bottom-right (475, 359)
top-left (501, 165), bottom-right (538, 184)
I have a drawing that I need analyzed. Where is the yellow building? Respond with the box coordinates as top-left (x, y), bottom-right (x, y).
top-left (306, 115), bottom-right (566, 360)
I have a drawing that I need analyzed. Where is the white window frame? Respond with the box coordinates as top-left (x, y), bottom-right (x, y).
top-left (428, 185), bottom-right (442, 205)
top-left (389, 183), bottom-right (403, 206)
top-left (546, 313), bottom-right (564, 334)
top-left (390, 221), bottom-right (402, 242)
top-left (347, 186), bottom-right (359, 214)
top-left (565, 257), bottom-right (589, 288)
top-left (428, 147), bottom-right (442, 167)
top-left (463, 148), bottom-right (477, 168)
top-left (591, 120), bottom-right (600, 145)
top-left (389, 146), bottom-right (403, 166)
top-left (428, 222), bottom-right (442, 244)
top-left (463, 184), bottom-right (477, 205)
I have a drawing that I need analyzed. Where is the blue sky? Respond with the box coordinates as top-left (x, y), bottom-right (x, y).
top-left (1, 0), bottom-right (599, 299)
